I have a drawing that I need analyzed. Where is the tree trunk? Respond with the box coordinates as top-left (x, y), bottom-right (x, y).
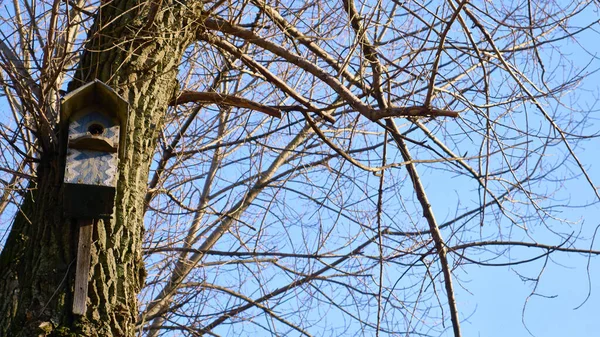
top-left (0, 1), bottom-right (193, 335)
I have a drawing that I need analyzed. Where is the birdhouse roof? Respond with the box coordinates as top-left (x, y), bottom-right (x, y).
top-left (61, 80), bottom-right (128, 124)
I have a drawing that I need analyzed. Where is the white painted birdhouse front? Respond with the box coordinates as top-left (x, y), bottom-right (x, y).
top-left (65, 110), bottom-right (120, 187)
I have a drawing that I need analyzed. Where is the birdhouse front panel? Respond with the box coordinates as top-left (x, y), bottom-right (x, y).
top-left (64, 109), bottom-right (120, 188)
top-left (64, 150), bottom-right (118, 186)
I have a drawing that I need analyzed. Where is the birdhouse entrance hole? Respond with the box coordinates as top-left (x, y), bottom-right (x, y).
top-left (88, 123), bottom-right (105, 136)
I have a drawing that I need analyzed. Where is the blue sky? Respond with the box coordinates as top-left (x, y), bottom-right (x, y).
top-left (441, 7), bottom-right (600, 336)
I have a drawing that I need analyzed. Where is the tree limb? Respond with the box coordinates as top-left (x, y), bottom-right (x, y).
top-left (169, 90), bottom-right (281, 118)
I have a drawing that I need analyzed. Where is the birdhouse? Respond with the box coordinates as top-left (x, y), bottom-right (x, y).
top-left (61, 80), bottom-right (128, 218)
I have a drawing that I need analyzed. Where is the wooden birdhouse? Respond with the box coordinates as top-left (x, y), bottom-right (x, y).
top-left (61, 80), bottom-right (128, 219)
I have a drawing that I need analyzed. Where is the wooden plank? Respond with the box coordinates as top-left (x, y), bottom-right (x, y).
top-left (72, 219), bottom-right (94, 315)
top-left (64, 149), bottom-right (118, 187)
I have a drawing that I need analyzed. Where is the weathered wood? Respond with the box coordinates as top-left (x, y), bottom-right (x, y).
top-left (69, 135), bottom-right (118, 153)
top-left (63, 184), bottom-right (116, 219)
top-left (65, 109), bottom-right (120, 188)
top-left (72, 218), bottom-right (94, 315)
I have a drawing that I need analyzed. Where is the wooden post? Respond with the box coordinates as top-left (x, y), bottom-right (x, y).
top-left (72, 218), bottom-right (94, 315)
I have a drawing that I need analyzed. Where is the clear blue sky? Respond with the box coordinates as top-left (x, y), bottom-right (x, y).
top-left (441, 8), bottom-right (600, 336)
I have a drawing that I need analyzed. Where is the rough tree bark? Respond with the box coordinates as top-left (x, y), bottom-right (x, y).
top-left (0, 0), bottom-right (194, 335)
